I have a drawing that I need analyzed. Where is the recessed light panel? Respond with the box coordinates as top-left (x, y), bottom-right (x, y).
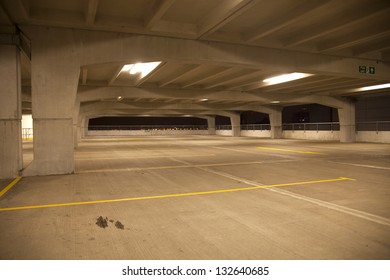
top-left (263, 72), bottom-right (313, 85)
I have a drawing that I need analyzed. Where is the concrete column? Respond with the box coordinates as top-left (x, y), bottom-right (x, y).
top-left (0, 45), bottom-right (23, 179)
top-left (230, 114), bottom-right (241, 137)
top-left (338, 100), bottom-right (356, 142)
top-left (73, 101), bottom-right (80, 148)
top-left (23, 29), bottom-right (80, 176)
top-left (206, 116), bottom-right (216, 135)
top-left (269, 108), bottom-right (282, 139)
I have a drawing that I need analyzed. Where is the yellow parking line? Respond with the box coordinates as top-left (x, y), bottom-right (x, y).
top-left (0, 177), bottom-right (22, 198)
top-left (257, 146), bottom-right (323, 154)
top-left (0, 177), bottom-right (354, 212)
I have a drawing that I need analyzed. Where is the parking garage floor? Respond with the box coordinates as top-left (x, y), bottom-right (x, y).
top-left (1, 136), bottom-right (389, 259)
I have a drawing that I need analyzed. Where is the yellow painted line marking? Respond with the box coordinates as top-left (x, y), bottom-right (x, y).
top-left (75, 154), bottom-right (215, 161)
top-left (0, 177), bottom-right (354, 212)
top-left (77, 161), bottom-right (264, 174)
top-left (257, 146), bottom-right (323, 155)
top-left (0, 177), bottom-right (22, 198)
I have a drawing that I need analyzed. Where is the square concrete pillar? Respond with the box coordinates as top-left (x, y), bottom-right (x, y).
top-left (24, 119), bottom-right (74, 176)
top-left (269, 108), bottom-right (282, 139)
top-left (0, 45), bottom-right (23, 179)
top-left (230, 115), bottom-right (241, 137)
top-left (338, 101), bottom-right (356, 142)
top-left (206, 117), bottom-right (216, 135)
top-left (22, 27), bottom-right (80, 176)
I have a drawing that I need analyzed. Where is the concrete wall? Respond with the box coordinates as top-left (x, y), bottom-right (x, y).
top-left (216, 130), bottom-right (233, 136)
top-left (240, 130), bottom-right (271, 137)
top-left (282, 131), bottom-right (340, 141)
top-left (355, 131), bottom-right (390, 144)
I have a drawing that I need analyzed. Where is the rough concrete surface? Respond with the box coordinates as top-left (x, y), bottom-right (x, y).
top-left (1, 136), bottom-right (389, 259)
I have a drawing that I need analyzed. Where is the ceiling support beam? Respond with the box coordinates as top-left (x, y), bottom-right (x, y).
top-left (80, 68), bottom-right (88, 85)
top-left (159, 65), bottom-right (201, 87)
top-left (319, 30), bottom-right (390, 53)
top-left (84, 0), bottom-right (99, 25)
top-left (197, 0), bottom-right (254, 38)
top-left (244, 0), bottom-right (330, 43)
top-left (284, 7), bottom-right (390, 48)
top-left (145, 0), bottom-right (176, 30)
top-left (182, 68), bottom-right (236, 88)
top-left (107, 66), bottom-right (123, 85)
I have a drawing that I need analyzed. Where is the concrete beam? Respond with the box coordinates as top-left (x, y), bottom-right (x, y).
top-left (20, 26), bottom-right (390, 80)
top-left (77, 86), bottom-right (269, 104)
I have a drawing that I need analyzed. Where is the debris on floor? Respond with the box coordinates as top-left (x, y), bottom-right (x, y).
top-left (96, 216), bottom-right (108, 229)
top-left (115, 221), bottom-right (125, 230)
top-left (95, 216), bottom-right (125, 230)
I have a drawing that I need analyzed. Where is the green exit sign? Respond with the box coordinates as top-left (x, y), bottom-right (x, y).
top-left (359, 65), bottom-right (367, 73)
top-left (359, 65), bottom-right (375, 74)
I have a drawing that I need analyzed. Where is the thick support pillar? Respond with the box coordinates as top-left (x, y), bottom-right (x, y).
top-left (230, 114), bottom-right (241, 137)
top-left (206, 116), bottom-right (216, 135)
top-left (338, 100), bottom-right (356, 142)
top-left (0, 45), bottom-right (23, 178)
top-left (23, 28), bottom-right (80, 176)
top-left (269, 108), bottom-right (282, 139)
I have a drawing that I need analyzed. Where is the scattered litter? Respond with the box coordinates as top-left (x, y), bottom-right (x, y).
top-left (115, 221), bottom-right (125, 230)
top-left (96, 216), bottom-right (108, 229)
top-left (95, 216), bottom-right (125, 230)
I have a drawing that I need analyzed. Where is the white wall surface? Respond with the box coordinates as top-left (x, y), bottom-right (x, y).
top-left (282, 131), bottom-right (340, 141)
top-left (355, 131), bottom-right (390, 143)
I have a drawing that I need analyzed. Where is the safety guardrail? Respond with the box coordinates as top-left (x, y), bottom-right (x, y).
top-left (356, 121), bottom-right (390, 132)
top-left (282, 122), bottom-right (340, 131)
top-left (22, 128), bottom-right (33, 140)
top-left (240, 124), bottom-right (271, 131)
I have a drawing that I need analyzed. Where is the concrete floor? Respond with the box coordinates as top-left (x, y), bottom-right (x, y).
top-left (0, 135), bottom-right (389, 260)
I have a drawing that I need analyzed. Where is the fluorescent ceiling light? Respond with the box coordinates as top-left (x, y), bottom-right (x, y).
top-left (121, 62), bottom-right (161, 78)
top-left (199, 98), bottom-right (208, 102)
top-left (263, 72), bottom-right (313, 85)
top-left (358, 83), bottom-right (390, 91)
top-left (270, 100), bottom-right (280, 104)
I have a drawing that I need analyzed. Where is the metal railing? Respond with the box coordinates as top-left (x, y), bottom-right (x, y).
top-left (240, 124), bottom-right (271, 131)
top-left (282, 122), bottom-right (340, 131)
top-left (356, 121), bottom-right (390, 132)
top-left (215, 125), bottom-right (232, 130)
top-left (22, 128), bottom-right (33, 140)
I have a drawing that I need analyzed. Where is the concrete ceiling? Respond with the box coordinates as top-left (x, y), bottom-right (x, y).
top-left (1, 0), bottom-right (390, 114)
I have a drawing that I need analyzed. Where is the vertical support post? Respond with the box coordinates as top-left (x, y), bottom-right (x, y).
top-left (206, 116), bottom-right (216, 135)
top-left (338, 99), bottom-right (356, 143)
top-left (0, 45), bottom-right (23, 178)
top-left (230, 114), bottom-right (241, 137)
top-left (23, 28), bottom-right (80, 176)
top-left (269, 108), bottom-right (282, 139)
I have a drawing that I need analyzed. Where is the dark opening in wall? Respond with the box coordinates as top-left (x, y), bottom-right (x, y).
top-left (88, 116), bottom-right (207, 129)
top-left (240, 111), bottom-right (269, 124)
top-left (282, 104), bottom-right (338, 123)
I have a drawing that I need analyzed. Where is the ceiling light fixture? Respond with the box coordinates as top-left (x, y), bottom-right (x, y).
top-left (121, 62), bottom-right (161, 78)
top-left (270, 100), bottom-right (281, 104)
top-left (117, 96), bottom-right (123, 101)
top-left (358, 83), bottom-right (390, 91)
top-left (263, 72), bottom-right (313, 85)
top-left (200, 98), bottom-right (208, 102)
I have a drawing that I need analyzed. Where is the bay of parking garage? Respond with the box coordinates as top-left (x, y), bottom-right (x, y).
top-left (0, 135), bottom-right (389, 259)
